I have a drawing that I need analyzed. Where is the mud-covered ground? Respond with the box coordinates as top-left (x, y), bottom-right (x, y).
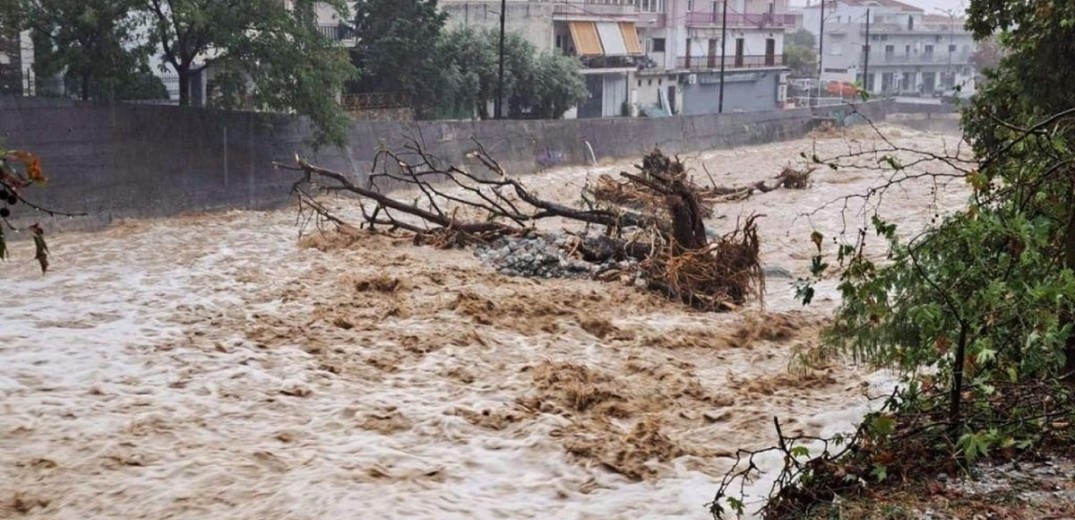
top-left (0, 124), bottom-right (970, 519)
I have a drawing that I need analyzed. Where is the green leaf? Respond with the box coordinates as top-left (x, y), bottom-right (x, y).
top-left (726, 496), bottom-right (745, 515)
top-left (790, 446), bottom-right (811, 458)
top-left (869, 415), bottom-right (897, 437)
top-left (958, 432), bottom-right (991, 461)
top-left (870, 463), bottom-right (888, 482)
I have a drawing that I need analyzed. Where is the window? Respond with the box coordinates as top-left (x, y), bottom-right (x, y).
top-left (924, 45), bottom-right (934, 54)
top-left (907, 16), bottom-right (914, 30)
top-left (636, 0), bottom-right (665, 13)
top-left (638, 80), bottom-right (642, 87)
top-left (948, 44), bottom-right (957, 53)
top-left (687, 0), bottom-right (694, 11)
top-left (884, 44), bottom-right (895, 54)
top-left (651, 37), bottom-right (666, 53)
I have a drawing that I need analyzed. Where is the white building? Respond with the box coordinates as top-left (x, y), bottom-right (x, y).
top-left (801, 0), bottom-right (975, 96)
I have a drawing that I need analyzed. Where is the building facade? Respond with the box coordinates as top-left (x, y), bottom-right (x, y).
top-left (801, 0), bottom-right (976, 96)
top-left (314, 0), bottom-right (793, 118)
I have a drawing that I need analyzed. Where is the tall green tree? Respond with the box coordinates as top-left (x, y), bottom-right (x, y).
top-left (784, 29), bottom-right (817, 77)
top-left (9, 0), bottom-right (152, 100)
top-left (350, 0), bottom-right (447, 116)
top-left (436, 28), bottom-right (587, 120)
top-left (142, 0), bottom-right (356, 145)
top-left (808, 0), bottom-right (1075, 438)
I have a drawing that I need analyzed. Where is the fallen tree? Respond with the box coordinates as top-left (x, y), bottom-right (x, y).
top-left (277, 138), bottom-right (766, 311)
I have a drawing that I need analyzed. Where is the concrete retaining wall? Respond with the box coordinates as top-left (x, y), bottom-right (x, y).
top-left (0, 97), bottom-right (893, 231)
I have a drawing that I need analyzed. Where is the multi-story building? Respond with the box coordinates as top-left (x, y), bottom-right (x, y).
top-left (315, 0), bottom-right (793, 118)
top-left (0, 30), bottom-right (34, 97)
top-left (801, 0), bottom-right (976, 96)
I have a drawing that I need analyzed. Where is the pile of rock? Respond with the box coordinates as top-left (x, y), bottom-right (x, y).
top-left (474, 232), bottom-right (636, 279)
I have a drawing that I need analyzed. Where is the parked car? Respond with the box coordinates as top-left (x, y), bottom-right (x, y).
top-left (825, 81), bottom-right (858, 97)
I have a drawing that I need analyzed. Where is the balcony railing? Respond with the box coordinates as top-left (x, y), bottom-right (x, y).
top-left (867, 52), bottom-right (972, 65)
top-left (677, 54), bottom-right (786, 70)
top-left (685, 12), bottom-right (796, 27)
top-left (865, 23), bottom-right (965, 34)
top-left (316, 24), bottom-right (355, 41)
top-left (542, 0), bottom-right (666, 14)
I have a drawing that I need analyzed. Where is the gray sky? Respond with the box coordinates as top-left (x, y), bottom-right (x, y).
top-left (790, 0), bottom-right (968, 14)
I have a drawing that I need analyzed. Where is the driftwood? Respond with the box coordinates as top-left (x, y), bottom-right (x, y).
top-left (278, 140), bottom-right (763, 312)
top-left (694, 165), bottom-right (817, 202)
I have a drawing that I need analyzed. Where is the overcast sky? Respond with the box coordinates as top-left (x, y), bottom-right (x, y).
top-left (790, 0), bottom-right (968, 14)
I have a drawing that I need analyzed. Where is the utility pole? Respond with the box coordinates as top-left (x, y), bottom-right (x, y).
top-left (863, 8), bottom-right (870, 95)
top-left (496, 0), bottom-right (506, 119)
top-left (718, 0), bottom-right (729, 113)
top-left (816, 0), bottom-right (826, 106)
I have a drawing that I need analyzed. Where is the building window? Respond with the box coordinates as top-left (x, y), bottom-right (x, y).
top-left (651, 37), bottom-right (666, 53)
top-left (687, 0), bottom-right (694, 11)
top-left (948, 44), bottom-right (957, 53)
top-left (638, 80), bottom-right (642, 87)
top-left (659, 78), bottom-right (663, 86)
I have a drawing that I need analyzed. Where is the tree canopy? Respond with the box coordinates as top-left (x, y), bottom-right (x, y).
top-left (350, 0), bottom-right (446, 117)
top-left (12, 0), bottom-right (158, 100)
top-left (141, 0), bottom-right (357, 146)
top-left (783, 29), bottom-right (817, 77)
top-left (435, 28), bottom-right (588, 120)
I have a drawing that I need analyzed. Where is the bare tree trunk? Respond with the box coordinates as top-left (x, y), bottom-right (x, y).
top-left (177, 65), bottom-right (191, 107)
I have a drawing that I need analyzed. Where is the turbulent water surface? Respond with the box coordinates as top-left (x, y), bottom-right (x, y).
top-left (1, 124), bottom-right (969, 519)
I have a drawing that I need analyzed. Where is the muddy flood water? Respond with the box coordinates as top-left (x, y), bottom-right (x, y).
top-left (1, 124), bottom-right (970, 519)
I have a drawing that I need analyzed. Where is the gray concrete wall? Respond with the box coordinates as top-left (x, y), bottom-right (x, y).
top-left (0, 96), bottom-right (893, 232)
top-left (682, 71), bottom-right (781, 115)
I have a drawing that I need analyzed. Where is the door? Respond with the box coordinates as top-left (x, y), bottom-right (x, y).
top-left (921, 71), bottom-right (936, 93)
top-left (707, 39), bottom-right (718, 68)
top-left (901, 72), bottom-right (914, 92)
top-left (734, 38), bottom-right (744, 67)
top-left (578, 75), bottom-right (604, 118)
top-left (667, 85), bottom-right (676, 114)
top-left (765, 38), bottom-right (775, 66)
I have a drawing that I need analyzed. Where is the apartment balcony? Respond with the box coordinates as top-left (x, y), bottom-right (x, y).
top-left (865, 23), bottom-right (966, 35)
top-left (316, 24), bottom-right (356, 42)
top-left (685, 12), bottom-right (796, 28)
top-left (677, 54), bottom-right (786, 70)
top-left (867, 52), bottom-right (973, 65)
